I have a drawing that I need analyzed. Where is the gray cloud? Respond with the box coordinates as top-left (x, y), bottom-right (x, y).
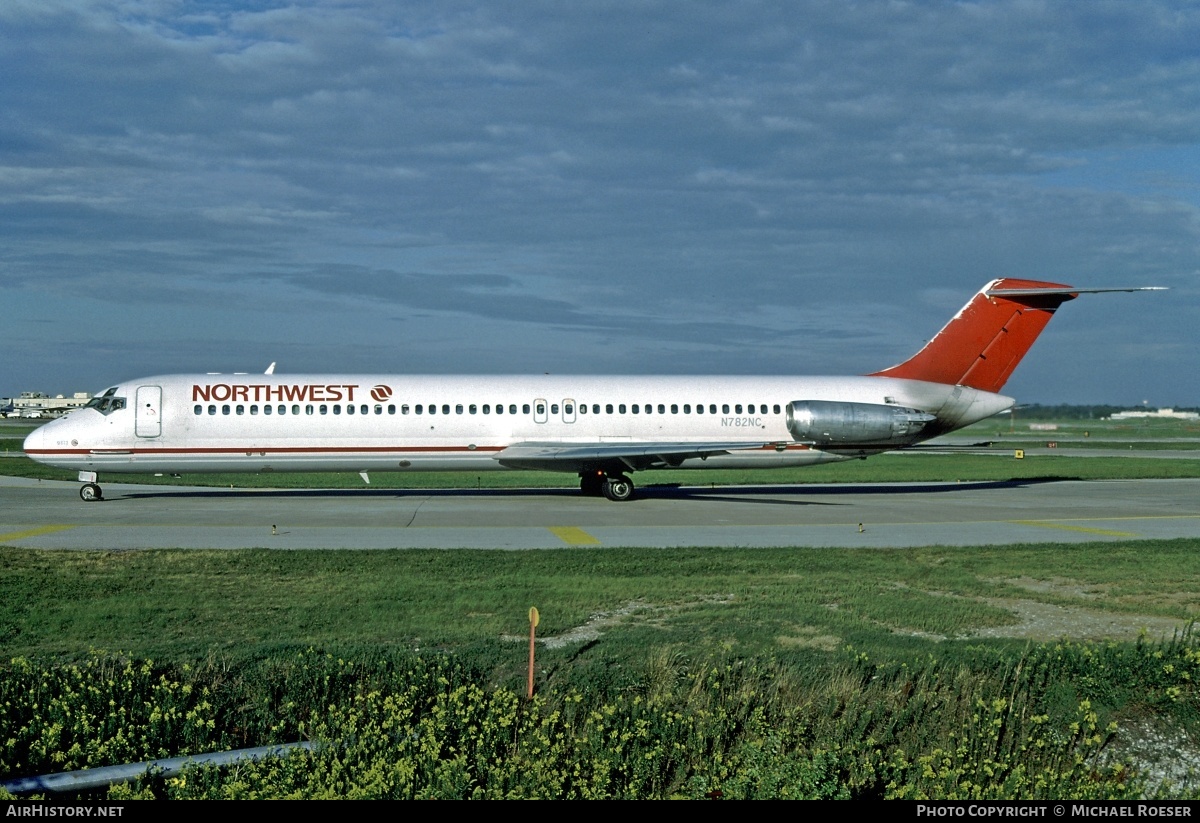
top-left (1, 1), bottom-right (1197, 403)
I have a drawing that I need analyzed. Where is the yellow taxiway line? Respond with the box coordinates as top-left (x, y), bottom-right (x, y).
top-left (548, 526), bottom-right (602, 545)
top-left (0, 525), bottom-right (79, 543)
top-left (1009, 520), bottom-right (1138, 537)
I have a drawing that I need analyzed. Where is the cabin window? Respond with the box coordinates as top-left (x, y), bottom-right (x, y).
top-left (250, 405), bottom-right (259, 415)
top-left (320, 404), bottom-right (328, 415)
top-left (644, 404), bottom-right (652, 415)
top-left (236, 405), bottom-right (245, 415)
top-left (469, 404), bottom-right (477, 414)
top-left (292, 405), bottom-right (300, 415)
top-left (193, 405), bottom-right (202, 415)
top-left (618, 404), bottom-right (626, 414)
top-left (773, 404), bottom-right (781, 414)
top-left (578, 404), bottom-right (586, 414)
top-left (605, 404), bottom-right (613, 414)
top-left (657, 404), bottom-right (665, 414)
top-left (683, 404), bottom-right (691, 414)
top-left (564, 403), bottom-right (574, 415)
top-left (536, 403), bottom-right (546, 415)
top-left (632, 404), bottom-right (639, 414)
top-left (709, 404), bottom-right (717, 414)
top-left (208, 405), bottom-right (216, 415)
top-left (495, 404), bottom-right (502, 415)
top-left (695, 404), bottom-right (703, 415)
top-left (592, 404), bottom-right (601, 414)
top-left (735, 404), bottom-right (743, 414)
top-left (551, 404), bottom-right (559, 414)
top-left (669, 404), bottom-right (677, 414)
top-left (522, 404), bottom-right (530, 414)
top-left (278, 405), bottom-right (286, 415)
top-left (335, 405), bottom-right (343, 415)
top-left (222, 405), bottom-right (231, 415)
top-left (375, 405), bottom-right (383, 415)
top-left (305, 405), bottom-right (313, 415)
top-left (442, 404), bottom-right (451, 415)
top-left (428, 404), bottom-right (436, 415)
top-left (263, 405), bottom-right (271, 416)
top-left (482, 404), bottom-right (490, 414)
top-left (386, 405), bottom-right (394, 414)
top-left (402, 404), bottom-right (410, 414)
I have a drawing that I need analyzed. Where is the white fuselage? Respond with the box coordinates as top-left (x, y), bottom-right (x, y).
top-left (24, 372), bottom-right (1012, 476)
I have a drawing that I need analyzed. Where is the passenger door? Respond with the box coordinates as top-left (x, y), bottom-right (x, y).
top-left (135, 385), bottom-right (162, 438)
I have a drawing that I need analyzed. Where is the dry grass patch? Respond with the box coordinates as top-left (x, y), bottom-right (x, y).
top-left (776, 625), bottom-right (841, 651)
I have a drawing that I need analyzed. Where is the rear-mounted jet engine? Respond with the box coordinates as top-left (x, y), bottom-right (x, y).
top-left (786, 400), bottom-right (937, 448)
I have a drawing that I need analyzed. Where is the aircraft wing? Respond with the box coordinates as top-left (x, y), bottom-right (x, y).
top-left (493, 440), bottom-right (778, 473)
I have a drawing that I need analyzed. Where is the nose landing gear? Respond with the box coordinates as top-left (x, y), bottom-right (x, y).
top-left (80, 483), bottom-right (103, 502)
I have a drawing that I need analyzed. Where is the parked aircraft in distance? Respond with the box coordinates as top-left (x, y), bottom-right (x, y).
top-left (24, 279), bottom-right (1161, 502)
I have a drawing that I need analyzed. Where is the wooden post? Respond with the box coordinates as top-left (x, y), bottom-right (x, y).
top-left (527, 606), bottom-right (540, 699)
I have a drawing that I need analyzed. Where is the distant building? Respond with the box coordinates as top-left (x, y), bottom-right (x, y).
top-left (1107, 408), bottom-right (1200, 421)
top-left (7, 391), bottom-right (92, 418)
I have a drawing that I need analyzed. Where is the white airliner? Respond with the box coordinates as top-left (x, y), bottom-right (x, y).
top-left (24, 278), bottom-right (1160, 502)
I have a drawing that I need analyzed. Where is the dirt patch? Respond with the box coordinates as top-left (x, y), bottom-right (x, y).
top-left (503, 595), bottom-right (736, 649)
top-left (991, 575), bottom-right (1112, 600)
top-left (971, 597), bottom-right (1188, 642)
top-left (874, 577), bottom-right (1191, 642)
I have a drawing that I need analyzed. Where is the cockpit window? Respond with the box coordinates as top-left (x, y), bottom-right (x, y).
top-left (84, 387), bottom-right (127, 416)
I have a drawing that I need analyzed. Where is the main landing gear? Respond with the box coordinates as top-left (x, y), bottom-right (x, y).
top-left (579, 471), bottom-right (635, 501)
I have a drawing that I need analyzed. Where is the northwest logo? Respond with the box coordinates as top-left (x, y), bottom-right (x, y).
top-left (370, 385), bottom-right (393, 402)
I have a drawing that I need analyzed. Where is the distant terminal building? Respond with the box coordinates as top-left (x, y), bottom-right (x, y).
top-left (1107, 407), bottom-right (1200, 421)
top-left (3, 391), bottom-right (93, 419)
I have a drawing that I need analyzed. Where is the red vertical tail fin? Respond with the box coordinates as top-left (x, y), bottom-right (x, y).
top-left (869, 279), bottom-right (1080, 393)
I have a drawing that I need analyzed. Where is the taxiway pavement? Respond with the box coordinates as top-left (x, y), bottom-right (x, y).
top-left (2, 475), bottom-right (1198, 550)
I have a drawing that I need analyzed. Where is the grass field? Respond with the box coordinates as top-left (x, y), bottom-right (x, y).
top-left (2, 416), bottom-right (1199, 798)
top-left (3, 540), bottom-right (1198, 661)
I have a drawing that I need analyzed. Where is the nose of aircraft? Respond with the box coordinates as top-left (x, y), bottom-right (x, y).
top-left (22, 425), bottom-right (45, 456)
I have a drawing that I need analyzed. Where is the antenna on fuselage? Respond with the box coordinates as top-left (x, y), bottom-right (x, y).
top-left (264, 362), bottom-right (276, 375)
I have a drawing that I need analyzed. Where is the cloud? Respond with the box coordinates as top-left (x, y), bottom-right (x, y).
top-left (1, 1), bottom-right (1197, 403)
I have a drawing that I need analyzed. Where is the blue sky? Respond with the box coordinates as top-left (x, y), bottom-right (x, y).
top-left (2, 0), bottom-right (1197, 405)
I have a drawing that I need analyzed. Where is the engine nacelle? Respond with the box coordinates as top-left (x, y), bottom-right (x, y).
top-left (786, 400), bottom-right (937, 447)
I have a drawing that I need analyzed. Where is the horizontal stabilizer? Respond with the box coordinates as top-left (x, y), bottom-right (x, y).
top-left (986, 286), bottom-right (1166, 297)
